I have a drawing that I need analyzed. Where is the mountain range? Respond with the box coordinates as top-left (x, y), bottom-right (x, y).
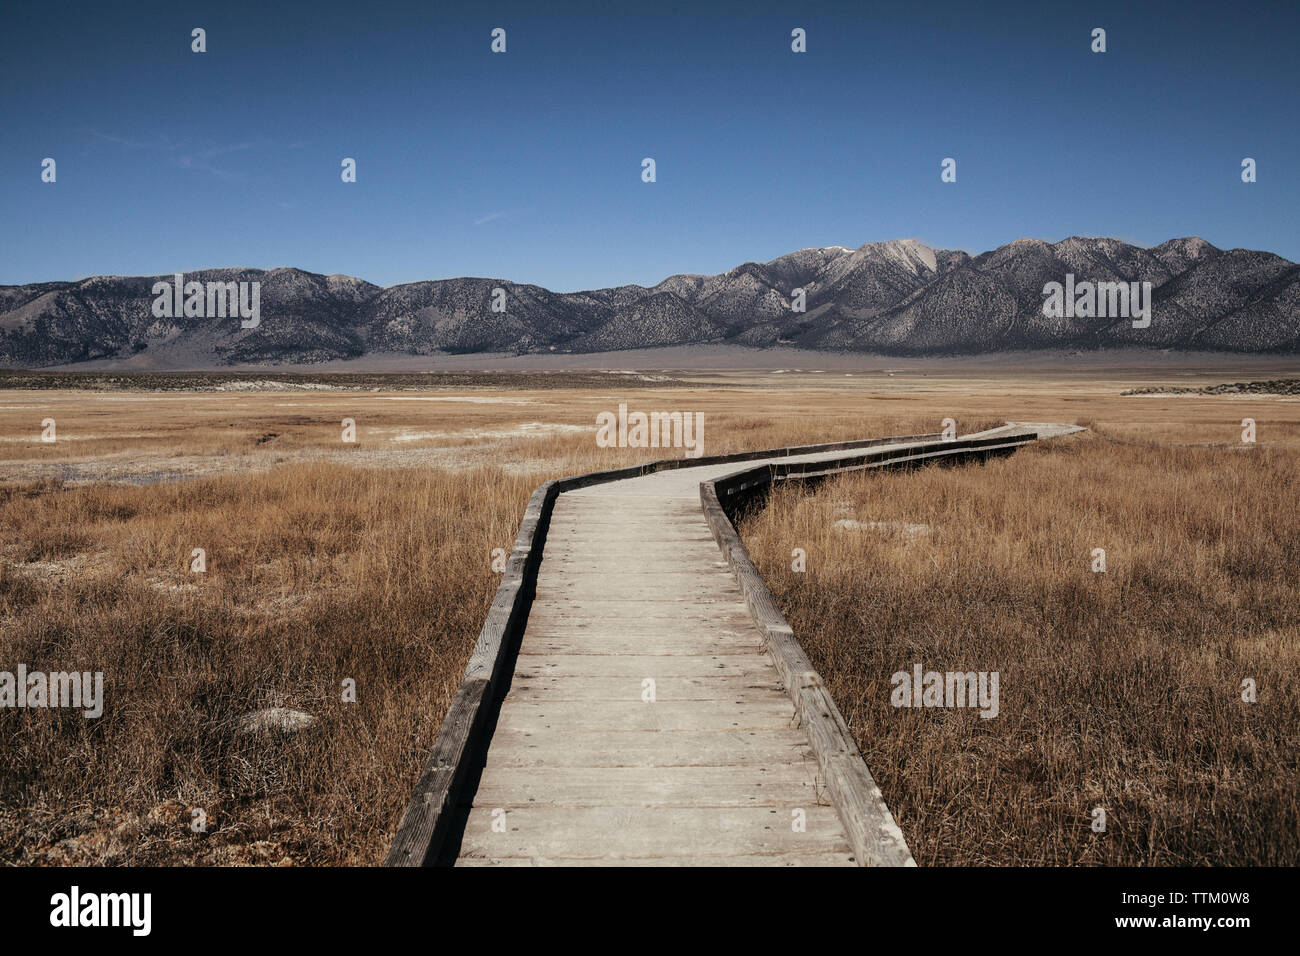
top-left (3, 236), bottom-right (1298, 368)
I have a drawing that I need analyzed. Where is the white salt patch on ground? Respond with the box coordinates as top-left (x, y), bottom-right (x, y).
top-left (834, 519), bottom-right (933, 538)
top-left (7, 552), bottom-right (111, 580)
top-left (1126, 392), bottom-right (1287, 399)
top-left (500, 460), bottom-right (564, 476)
top-left (12, 561), bottom-right (67, 574)
top-left (515, 422), bottom-right (586, 433)
top-left (0, 433), bottom-right (145, 442)
top-left (84, 395), bottom-right (238, 402)
top-left (463, 423), bottom-right (587, 441)
top-left (377, 396), bottom-right (541, 404)
top-left (599, 371), bottom-right (673, 381)
top-left (829, 501), bottom-right (932, 539)
top-left (149, 579), bottom-right (199, 595)
top-left (237, 708), bottom-right (316, 735)
top-left (211, 380), bottom-right (340, 392)
top-left (390, 422), bottom-right (587, 442)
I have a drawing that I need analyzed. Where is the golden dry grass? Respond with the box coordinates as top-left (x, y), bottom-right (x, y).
top-left (1, 363), bottom-right (1297, 865)
top-left (740, 429), bottom-right (1300, 865)
top-left (0, 464), bottom-right (535, 864)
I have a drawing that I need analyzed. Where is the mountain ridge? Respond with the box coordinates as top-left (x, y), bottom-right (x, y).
top-left (3, 237), bottom-right (1297, 368)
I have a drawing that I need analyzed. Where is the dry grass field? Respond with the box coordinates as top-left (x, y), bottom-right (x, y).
top-left (741, 427), bottom-right (1300, 865)
top-left (1, 357), bottom-right (1297, 865)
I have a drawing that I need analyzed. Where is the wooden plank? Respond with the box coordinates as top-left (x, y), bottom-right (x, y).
top-left (538, 560), bottom-right (730, 572)
top-left (483, 728), bottom-right (817, 768)
top-left (534, 567), bottom-right (735, 580)
top-left (526, 602), bottom-right (753, 622)
top-left (535, 564), bottom-right (731, 578)
top-left (493, 699), bottom-right (795, 734)
top-left (551, 516), bottom-right (707, 523)
top-left (547, 513), bottom-right (707, 523)
top-left (519, 623), bottom-right (758, 641)
top-left (516, 636), bottom-right (766, 656)
top-left (543, 540), bottom-right (719, 550)
top-left (472, 765), bottom-right (829, 808)
top-left (512, 653), bottom-right (776, 678)
top-left (456, 806), bottom-right (851, 860)
top-left (505, 673), bottom-right (786, 701)
top-left (457, 851), bottom-right (856, 867)
top-left (546, 535), bottom-right (710, 544)
top-left (544, 535), bottom-right (718, 546)
top-left (533, 580), bottom-right (736, 600)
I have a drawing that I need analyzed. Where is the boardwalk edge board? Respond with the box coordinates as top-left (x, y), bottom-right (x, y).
top-left (699, 430), bottom-right (1040, 868)
top-left (384, 428), bottom-right (1040, 867)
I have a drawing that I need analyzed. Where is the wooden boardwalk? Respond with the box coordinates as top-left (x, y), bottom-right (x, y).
top-left (441, 423), bottom-right (1078, 867)
top-left (458, 484), bottom-right (854, 866)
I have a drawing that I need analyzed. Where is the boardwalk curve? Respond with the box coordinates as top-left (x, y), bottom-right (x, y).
top-left (386, 423), bottom-right (1082, 867)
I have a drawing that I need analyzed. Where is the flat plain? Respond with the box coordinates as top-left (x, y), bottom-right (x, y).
top-left (1, 352), bottom-right (1296, 865)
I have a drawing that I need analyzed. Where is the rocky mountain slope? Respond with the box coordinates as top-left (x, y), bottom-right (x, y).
top-left (2, 237), bottom-right (1296, 367)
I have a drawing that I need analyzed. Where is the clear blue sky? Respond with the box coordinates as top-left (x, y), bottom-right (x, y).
top-left (2, 0), bottom-right (1296, 290)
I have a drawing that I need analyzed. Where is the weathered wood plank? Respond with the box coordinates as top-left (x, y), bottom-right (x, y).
top-left (493, 699), bottom-right (795, 734)
top-left (456, 851), bottom-right (856, 867)
top-left (519, 622), bottom-right (757, 640)
top-left (505, 673), bottom-right (786, 701)
top-left (457, 806), bottom-right (851, 860)
top-left (538, 562), bottom-right (730, 574)
top-left (472, 765), bottom-right (828, 808)
top-left (483, 728), bottom-right (816, 768)
top-left (526, 601), bottom-right (753, 621)
top-left (512, 653), bottom-right (776, 678)
top-left (535, 568), bottom-right (730, 578)
top-left (516, 636), bottom-right (766, 656)
top-left (534, 566), bottom-right (734, 580)
top-left (533, 580), bottom-right (736, 600)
